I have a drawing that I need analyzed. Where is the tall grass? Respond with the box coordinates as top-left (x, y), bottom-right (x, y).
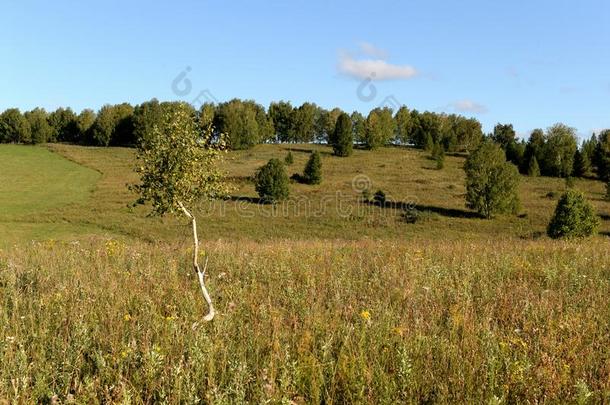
top-left (2, 238), bottom-right (609, 403)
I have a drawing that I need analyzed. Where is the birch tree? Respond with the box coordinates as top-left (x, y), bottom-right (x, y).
top-left (131, 102), bottom-right (230, 321)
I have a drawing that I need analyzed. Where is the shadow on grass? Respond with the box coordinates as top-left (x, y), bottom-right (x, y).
top-left (365, 199), bottom-right (482, 219)
top-left (283, 147), bottom-right (314, 154)
top-left (446, 151), bottom-right (469, 158)
top-left (353, 144), bottom-right (370, 151)
top-left (600, 213), bottom-right (610, 221)
top-left (226, 195), bottom-right (267, 205)
top-left (282, 147), bottom-right (333, 156)
top-left (290, 173), bottom-right (315, 184)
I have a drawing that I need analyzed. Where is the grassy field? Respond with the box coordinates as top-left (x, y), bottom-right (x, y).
top-left (1, 238), bottom-right (610, 403)
top-left (1, 144), bottom-right (610, 403)
top-left (0, 145), bottom-right (101, 244)
top-left (1, 143), bottom-right (607, 245)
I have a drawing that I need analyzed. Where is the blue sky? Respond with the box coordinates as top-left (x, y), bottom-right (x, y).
top-left (2, 0), bottom-right (609, 138)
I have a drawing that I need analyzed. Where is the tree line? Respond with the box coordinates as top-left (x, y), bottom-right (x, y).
top-left (0, 99), bottom-right (482, 150)
top-left (490, 123), bottom-right (610, 181)
top-left (0, 98), bottom-right (608, 181)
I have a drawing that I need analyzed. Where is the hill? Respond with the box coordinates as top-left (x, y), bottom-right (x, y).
top-left (0, 145), bottom-right (100, 244)
top-left (0, 143), bottom-right (608, 245)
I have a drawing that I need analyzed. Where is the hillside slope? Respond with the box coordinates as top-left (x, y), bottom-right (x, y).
top-left (1, 143), bottom-right (608, 244)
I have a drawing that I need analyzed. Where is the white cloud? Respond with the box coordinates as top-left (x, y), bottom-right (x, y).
top-left (337, 51), bottom-right (418, 81)
top-left (447, 99), bottom-right (488, 114)
top-left (359, 42), bottom-right (389, 59)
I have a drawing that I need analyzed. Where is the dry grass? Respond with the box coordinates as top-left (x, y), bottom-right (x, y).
top-left (1, 238), bottom-right (609, 403)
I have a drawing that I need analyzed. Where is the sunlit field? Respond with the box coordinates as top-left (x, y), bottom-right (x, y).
top-left (1, 143), bottom-right (607, 246)
top-left (0, 145), bottom-right (100, 244)
top-left (2, 238), bottom-right (610, 403)
top-left (4, 0), bottom-right (610, 402)
top-left (1, 144), bottom-right (609, 402)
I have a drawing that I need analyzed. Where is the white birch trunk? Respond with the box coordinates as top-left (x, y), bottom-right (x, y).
top-left (178, 201), bottom-right (215, 321)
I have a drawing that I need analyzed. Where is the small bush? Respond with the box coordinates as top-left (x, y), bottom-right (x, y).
top-left (254, 158), bottom-right (290, 203)
top-left (436, 155), bottom-right (445, 170)
top-left (374, 190), bottom-right (386, 205)
top-left (302, 151), bottom-right (322, 185)
top-left (547, 189), bottom-right (600, 239)
top-left (403, 208), bottom-right (418, 224)
top-left (432, 142), bottom-right (445, 170)
top-left (403, 209), bottom-right (438, 224)
top-left (565, 176), bottom-right (575, 189)
top-left (284, 151), bottom-right (294, 165)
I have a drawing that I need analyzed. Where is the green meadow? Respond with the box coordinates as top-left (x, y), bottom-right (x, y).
top-left (0, 145), bottom-right (100, 244)
top-left (1, 143), bottom-right (608, 245)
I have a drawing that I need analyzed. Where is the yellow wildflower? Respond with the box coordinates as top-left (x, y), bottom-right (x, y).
top-left (105, 239), bottom-right (124, 256)
top-left (360, 310), bottom-right (371, 320)
top-left (393, 327), bottom-right (405, 337)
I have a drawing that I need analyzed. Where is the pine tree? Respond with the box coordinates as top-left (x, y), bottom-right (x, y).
top-left (527, 155), bottom-right (540, 177)
top-left (302, 151), bottom-right (322, 185)
top-left (432, 142), bottom-right (445, 170)
top-left (254, 158), bottom-right (290, 202)
top-left (572, 149), bottom-right (591, 177)
top-left (547, 189), bottom-right (600, 238)
top-left (424, 133), bottom-right (434, 152)
top-left (284, 151), bottom-right (294, 165)
top-left (331, 113), bottom-right (353, 157)
top-left (436, 150), bottom-right (445, 170)
top-left (594, 130), bottom-right (610, 181)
